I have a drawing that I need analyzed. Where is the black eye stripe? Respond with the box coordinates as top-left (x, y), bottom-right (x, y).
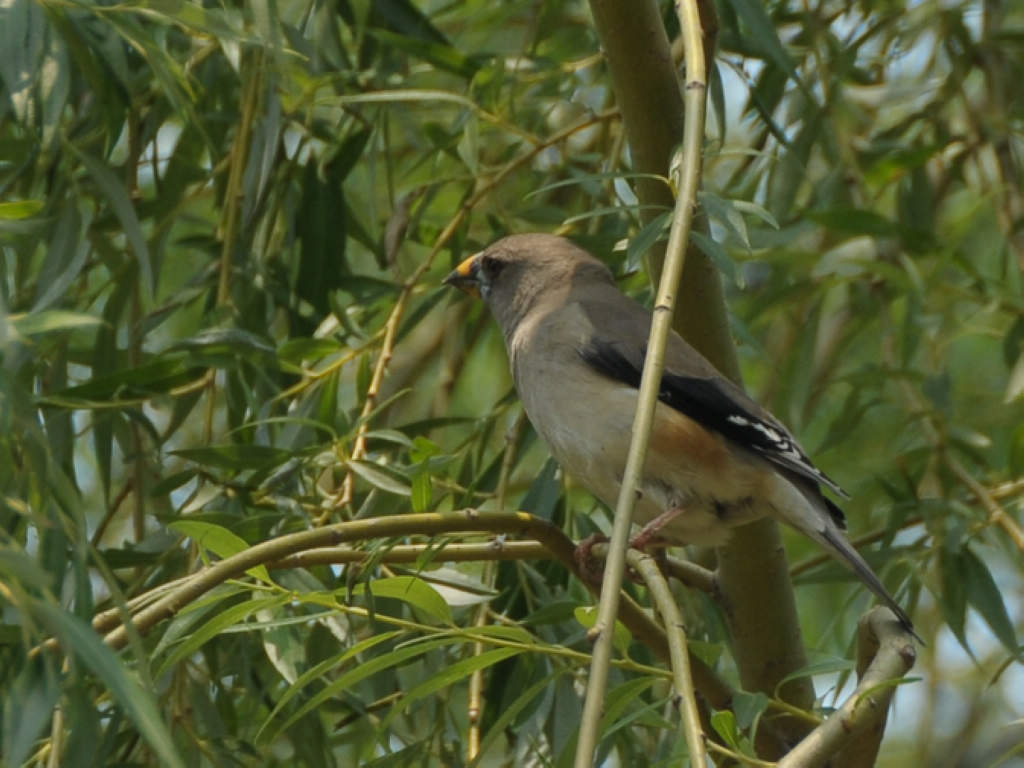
top-left (482, 255), bottom-right (505, 276)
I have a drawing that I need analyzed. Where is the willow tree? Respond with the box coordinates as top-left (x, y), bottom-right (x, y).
top-left (1, 0), bottom-right (1021, 765)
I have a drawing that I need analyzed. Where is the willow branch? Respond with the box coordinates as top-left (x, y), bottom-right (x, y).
top-left (83, 510), bottom-right (730, 713)
top-left (627, 549), bottom-right (707, 768)
top-left (777, 608), bottom-right (917, 768)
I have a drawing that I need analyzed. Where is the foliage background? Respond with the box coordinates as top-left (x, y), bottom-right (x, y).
top-left (1, 0), bottom-right (1022, 765)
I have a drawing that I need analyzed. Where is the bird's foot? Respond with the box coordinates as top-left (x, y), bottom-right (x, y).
top-left (574, 533), bottom-right (609, 584)
top-left (573, 531), bottom-right (670, 585)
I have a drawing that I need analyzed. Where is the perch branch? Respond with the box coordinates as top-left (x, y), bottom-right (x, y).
top-left (776, 608), bottom-right (917, 768)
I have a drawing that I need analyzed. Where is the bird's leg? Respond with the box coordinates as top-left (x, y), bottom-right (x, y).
top-left (629, 503), bottom-right (686, 552)
top-left (573, 533), bottom-right (609, 584)
top-left (574, 504), bottom-right (682, 584)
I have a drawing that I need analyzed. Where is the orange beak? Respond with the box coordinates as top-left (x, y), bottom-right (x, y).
top-left (442, 253), bottom-right (482, 298)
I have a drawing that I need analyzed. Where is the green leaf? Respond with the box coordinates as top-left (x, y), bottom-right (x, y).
top-left (171, 328), bottom-right (276, 358)
top-left (270, 634), bottom-right (459, 739)
top-left (518, 457), bottom-right (561, 522)
top-left (411, 472), bottom-right (432, 512)
top-left (155, 595), bottom-right (289, 676)
top-left (8, 310), bottom-right (103, 336)
top-left (34, 602), bottom-right (186, 768)
top-left (626, 211), bottom-right (671, 273)
top-left (295, 157), bottom-right (350, 325)
top-left (277, 337), bottom-right (344, 364)
top-left (574, 606), bottom-right (631, 658)
top-left (171, 444), bottom-right (290, 471)
top-left (0, 550), bottom-right (64, 590)
top-left (961, 547), bottom-right (1019, 656)
top-left (723, 0), bottom-right (797, 79)
top-left (149, 469), bottom-right (199, 496)
top-left (732, 690), bottom-right (768, 731)
top-left (352, 575), bottom-right (452, 624)
top-left (346, 459), bottom-right (412, 496)
top-left (69, 146), bottom-right (154, 298)
top-left (808, 208), bottom-right (897, 237)
top-left (167, 520), bottom-right (271, 583)
top-left (368, 27), bottom-right (479, 78)
top-left (0, 200), bottom-right (44, 219)
top-left (526, 172), bottom-right (671, 200)
top-left (44, 356), bottom-right (200, 403)
top-left (3, 657), bottom-right (60, 767)
top-left (258, 630), bottom-right (403, 738)
top-left (692, 232), bottom-right (740, 287)
top-left (600, 677), bottom-right (664, 736)
top-left (711, 709), bottom-right (740, 749)
top-left (383, 647), bottom-right (522, 725)
top-left (473, 672), bottom-right (564, 765)
top-left (939, 542), bottom-right (970, 652)
top-left (777, 657), bottom-right (856, 690)
top-left (113, 0), bottom-right (245, 40)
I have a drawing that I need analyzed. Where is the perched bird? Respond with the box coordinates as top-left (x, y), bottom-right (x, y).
top-left (444, 233), bottom-right (914, 634)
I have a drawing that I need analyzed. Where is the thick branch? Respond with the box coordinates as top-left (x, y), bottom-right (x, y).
top-left (777, 608), bottom-right (917, 768)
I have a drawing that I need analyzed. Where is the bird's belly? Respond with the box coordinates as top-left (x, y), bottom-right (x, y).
top-left (526, 385), bottom-right (765, 546)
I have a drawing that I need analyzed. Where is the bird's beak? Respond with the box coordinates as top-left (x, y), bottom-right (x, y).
top-left (443, 253), bottom-right (481, 298)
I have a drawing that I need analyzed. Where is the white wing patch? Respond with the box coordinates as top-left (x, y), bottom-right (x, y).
top-left (727, 413), bottom-right (845, 497)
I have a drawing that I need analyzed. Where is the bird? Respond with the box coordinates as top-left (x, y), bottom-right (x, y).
top-left (443, 232), bottom-right (915, 635)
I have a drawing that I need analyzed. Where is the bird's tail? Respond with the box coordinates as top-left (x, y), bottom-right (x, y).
top-left (814, 522), bottom-right (920, 642)
top-left (770, 476), bottom-right (920, 641)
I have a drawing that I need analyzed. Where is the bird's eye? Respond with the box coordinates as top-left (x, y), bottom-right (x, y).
top-left (480, 255), bottom-right (505, 278)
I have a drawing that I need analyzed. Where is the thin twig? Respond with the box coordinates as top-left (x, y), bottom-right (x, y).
top-left (627, 550), bottom-right (707, 768)
top-left (946, 455), bottom-right (1024, 551)
top-left (467, 412), bottom-right (525, 761)
top-left (706, 739), bottom-right (778, 767)
top-left (267, 540), bottom-right (548, 571)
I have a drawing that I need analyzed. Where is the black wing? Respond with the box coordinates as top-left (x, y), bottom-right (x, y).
top-left (579, 338), bottom-right (849, 522)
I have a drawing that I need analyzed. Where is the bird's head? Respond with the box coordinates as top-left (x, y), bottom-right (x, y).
top-left (444, 234), bottom-right (613, 333)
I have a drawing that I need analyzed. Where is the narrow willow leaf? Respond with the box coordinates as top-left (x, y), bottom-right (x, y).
top-left (155, 595), bottom-right (291, 676)
top-left (776, 657), bottom-right (856, 689)
top-left (0, 200), bottom-right (44, 219)
top-left (352, 575), bottom-right (452, 624)
top-left (961, 547), bottom-right (1019, 656)
top-left (270, 635), bottom-right (458, 739)
top-left (473, 672), bottom-right (564, 766)
top-left (8, 310), bottom-right (102, 336)
top-left (34, 602), bottom-right (186, 768)
top-left (382, 647), bottom-right (522, 726)
top-left (411, 472), bottom-right (432, 512)
top-left (574, 606), bottom-right (631, 658)
top-left (171, 444), bottom-right (290, 471)
top-left (3, 658), bottom-right (60, 767)
top-left (711, 709), bottom-right (741, 749)
top-left (71, 147), bottom-right (154, 297)
top-left (346, 459), bottom-right (412, 496)
top-left (257, 630), bottom-right (403, 739)
top-left (724, 0), bottom-right (798, 79)
top-left (692, 231), bottom-right (740, 287)
top-left (168, 520), bottom-right (271, 582)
